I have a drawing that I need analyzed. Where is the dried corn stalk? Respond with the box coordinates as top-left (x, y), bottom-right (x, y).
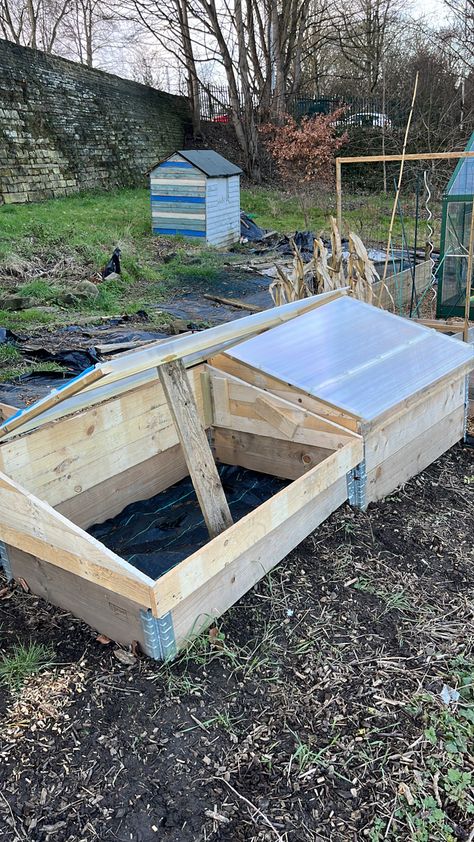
top-left (270, 218), bottom-right (382, 306)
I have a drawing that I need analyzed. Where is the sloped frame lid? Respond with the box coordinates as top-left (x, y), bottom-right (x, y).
top-left (223, 297), bottom-right (474, 422)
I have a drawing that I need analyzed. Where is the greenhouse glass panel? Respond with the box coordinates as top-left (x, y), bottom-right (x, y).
top-left (437, 131), bottom-right (474, 319)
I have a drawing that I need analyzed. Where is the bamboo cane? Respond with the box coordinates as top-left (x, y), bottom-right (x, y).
top-left (377, 72), bottom-right (419, 307)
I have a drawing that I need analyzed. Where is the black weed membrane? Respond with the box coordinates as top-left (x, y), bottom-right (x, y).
top-left (88, 465), bottom-right (287, 579)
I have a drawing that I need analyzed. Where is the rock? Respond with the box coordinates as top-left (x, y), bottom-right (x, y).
top-left (0, 295), bottom-right (33, 311)
top-left (56, 292), bottom-right (79, 306)
top-left (75, 280), bottom-right (100, 299)
top-left (102, 271), bottom-right (120, 283)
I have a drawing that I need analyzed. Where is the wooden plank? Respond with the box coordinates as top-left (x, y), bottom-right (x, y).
top-left (170, 474), bottom-right (348, 649)
top-left (212, 427), bottom-right (332, 479)
top-left (0, 370), bottom-right (205, 509)
top-left (153, 438), bottom-right (363, 615)
top-left (254, 395), bottom-right (299, 439)
top-left (366, 404), bottom-right (465, 503)
top-left (209, 355), bottom-right (359, 431)
top-left (9, 548), bottom-right (147, 649)
top-left (159, 360), bottom-right (233, 539)
top-left (337, 150), bottom-right (474, 165)
top-left (365, 376), bottom-right (466, 471)
top-left (0, 470), bottom-right (154, 606)
top-left (207, 366), bottom-right (358, 448)
top-left (361, 362), bottom-right (473, 434)
top-left (58, 443), bottom-right (188, 530)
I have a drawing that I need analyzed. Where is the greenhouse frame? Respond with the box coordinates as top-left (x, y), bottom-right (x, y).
top-left (436, 131), bottom-right (474, 319)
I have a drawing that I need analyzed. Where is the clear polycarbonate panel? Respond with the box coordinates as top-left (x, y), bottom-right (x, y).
top-left (444, 201), bottom-right (472, 254)
top-left (447, 131), bottom-right (474, 197)
top-left (448, 156), bottom-right (474, 196)
top-left (226, 297), bottom-right (474, 421)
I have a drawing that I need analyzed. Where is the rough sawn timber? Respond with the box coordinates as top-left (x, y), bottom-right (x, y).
top-left (158, 359), bottom-right (233, 538)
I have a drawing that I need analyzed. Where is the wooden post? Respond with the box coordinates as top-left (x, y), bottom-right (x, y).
top-left (336, 158), bottom-right (342, 234)
top-left (158, 360), bottom-right (233, 539)
top-left (464, 197), bottom-right (474, 343)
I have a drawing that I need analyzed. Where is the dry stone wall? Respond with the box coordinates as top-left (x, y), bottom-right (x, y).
top-left (0, 39), bottom-right (190, 204)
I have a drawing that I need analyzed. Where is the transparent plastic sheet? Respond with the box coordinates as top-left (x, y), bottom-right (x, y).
top-left (226, 296), bottom-right (474, 421)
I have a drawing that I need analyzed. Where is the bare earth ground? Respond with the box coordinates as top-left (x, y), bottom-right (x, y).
top-left (0, 442), bottom-right (473, 842)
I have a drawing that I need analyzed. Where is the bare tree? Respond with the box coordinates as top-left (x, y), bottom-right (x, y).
top-left (0, 0), bottom-right (72, 51)
top-left (335, 0), bottom-right (405, 92)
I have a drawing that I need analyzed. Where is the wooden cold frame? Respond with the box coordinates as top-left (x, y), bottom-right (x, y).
top-left (0, 355), bottom-right (363, 658)
top-left (0, 293), bottom-right (470, 659)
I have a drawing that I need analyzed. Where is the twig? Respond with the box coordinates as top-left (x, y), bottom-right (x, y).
top-left (215, 777), bottom-right (285, 841)
top-left (0, 791), bottom-right (28, 840)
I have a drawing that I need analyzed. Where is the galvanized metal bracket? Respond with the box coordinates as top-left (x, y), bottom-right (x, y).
top-left (463, 374), bottom-right (470, 441)
top-left (0, 540), bottom-right (13, 581)
top-left (140, 609), bottom-right (177, 661)
top-left (346, 459), bottom-right (367, 511)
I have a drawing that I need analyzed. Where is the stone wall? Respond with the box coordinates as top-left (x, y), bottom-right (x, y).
top-left (0, 39), bottom-right (190, 204)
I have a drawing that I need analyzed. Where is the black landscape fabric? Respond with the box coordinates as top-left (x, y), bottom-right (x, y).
top-left (88, 464), bottom-right (287, 580)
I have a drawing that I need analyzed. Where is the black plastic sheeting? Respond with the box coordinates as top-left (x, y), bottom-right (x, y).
top-left (89, 465), bottom-right (287, 580)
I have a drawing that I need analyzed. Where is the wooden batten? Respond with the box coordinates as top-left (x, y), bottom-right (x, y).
top-left (206, 365), bottom-right (357, 450)
top-left (159, 359), bottom-right (233, 539)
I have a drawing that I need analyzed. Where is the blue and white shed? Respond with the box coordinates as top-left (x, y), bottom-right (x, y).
top-left (149, 150), bottom-right (242, 247)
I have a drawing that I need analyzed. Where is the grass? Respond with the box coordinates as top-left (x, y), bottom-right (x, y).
top-left (0, 184), bottom-right (441, 337)
top-left (0, 642), bottom-right (55, 691)
top-left (241, 185), bottom-right (441, 248)
top-left (0, 341), bottom-right (66, 382)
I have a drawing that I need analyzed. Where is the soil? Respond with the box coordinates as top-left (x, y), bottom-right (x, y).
top-left (0, 443), bottom-right (473, 842)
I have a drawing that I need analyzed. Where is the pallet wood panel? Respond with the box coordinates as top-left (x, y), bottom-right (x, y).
top-left (9, 548), bottom-right (147, 649)
top-left (171, 475), bottom-right (348, 649)
top-left (159, 360), bottom-right (233, 538)
top-left (209, 355), bottom-right (359, 430)
top-left (0, 471), bottom-right (154, 606)
top-left (0, 368), bottom-right (205, 509)
top-left (153, 438), bottom-right (363, 615)
top-left (206, 366), bottom-right (356, 450)
top-left (366, 404), bottom-right (465, 503)
top-left (58, 443), bottom-right (189, 530)
top-left (212, 427), bottom-right (332, 479)
top-left (364, 375), bottom-right (466, 471)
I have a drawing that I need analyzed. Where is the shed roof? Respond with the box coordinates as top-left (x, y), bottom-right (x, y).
top-left (224, 297), bottom-right (474, 422)
top-left (151, 150), bottom-right (242, 178)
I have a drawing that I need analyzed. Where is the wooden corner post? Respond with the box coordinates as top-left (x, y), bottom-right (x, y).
top-left (158, 360), bottom-right (233, 539)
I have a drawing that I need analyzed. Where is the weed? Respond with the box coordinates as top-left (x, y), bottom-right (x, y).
top-left (0, 642), bottom-right (55, 691)
top-left (0, 344), bottom-right (21, 365)
top-left (17, 279), bottom-right (60, 301)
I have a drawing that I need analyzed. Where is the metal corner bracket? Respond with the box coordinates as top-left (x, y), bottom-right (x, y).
top-left (0, 541), bottom-right (13, 581)
top-left (140, 609), bottom-right (177, 662)
top-left (346, 459), bottom-right (367, 511)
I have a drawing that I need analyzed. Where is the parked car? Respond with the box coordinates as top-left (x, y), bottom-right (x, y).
top-left (346, 112), bottom-right (392, 128)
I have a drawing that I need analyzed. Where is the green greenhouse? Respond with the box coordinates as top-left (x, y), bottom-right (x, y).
top-left (436, 131), bottom-right (474, 319)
